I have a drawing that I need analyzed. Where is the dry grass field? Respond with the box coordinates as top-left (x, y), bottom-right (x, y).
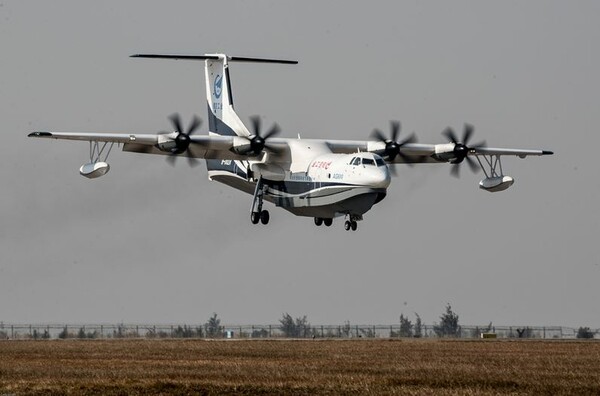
top-left (0, 339), bottom-right (599, 395)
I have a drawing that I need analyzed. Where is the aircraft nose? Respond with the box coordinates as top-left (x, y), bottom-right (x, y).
top-left (372, 166), bottom-right (391, 188)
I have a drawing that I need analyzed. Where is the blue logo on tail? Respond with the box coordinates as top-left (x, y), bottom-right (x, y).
top-left (214, 75), bottom-right (222, 99)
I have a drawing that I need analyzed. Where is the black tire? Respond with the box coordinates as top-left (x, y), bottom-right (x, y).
top-left (351, 221), bottom-right (358, 231)
top-left (323, 218), bottom-right (333, 227)
top-left (251, 212), bottom-right (260, 224)
top-left (314, 217), bottom-right (323, 226)
top-left (344, 221), bottom-right (351, 231)
top-left (260, 210), bottom-right (270, 225)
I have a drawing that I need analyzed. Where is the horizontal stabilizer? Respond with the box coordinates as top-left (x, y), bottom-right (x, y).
top-left (130, 54), bottom-right (298, 64)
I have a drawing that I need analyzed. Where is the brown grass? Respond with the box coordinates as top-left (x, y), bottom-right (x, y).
top-left (0, 339), bottom-right (599, 395)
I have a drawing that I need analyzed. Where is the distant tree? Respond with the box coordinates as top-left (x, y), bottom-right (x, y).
top-left (516, 327), bottom-right (534, 339)
top-left (434, 304), bottom-right (460, 338)
top-left (359, 327), bottom-right (376, 338)
top-left (195, 326), bottom-right (204, 338)
top-left (77, 327), bottom-right (87, 339)
top-left (173, 325), bottom-right (195, 338)
top-left (113, 323), bottom-right (126, 339)
top-left (205, 313), bottom-right (222, 338)
top-left (279, 313), bottom-right (311, 338)
top-left (577, 327), bottom-right (595, 339)
top-left (399, 314), bottom-right (413, 337)
top-left (469, 322), bottom-right (493, 338)
top-left (251, 328), bottom-right (269, 338)
top-left (340, 320), bottom-right (352, 338)
top-left (414, 313), bottom-right (423, 338)
top-left (58, 326), bottom-right (69, 339)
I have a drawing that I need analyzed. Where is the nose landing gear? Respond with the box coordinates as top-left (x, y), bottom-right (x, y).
top-left (251, 210), bottom-right (270, 225)
top-left (250, 176), bottom-right (270, 225)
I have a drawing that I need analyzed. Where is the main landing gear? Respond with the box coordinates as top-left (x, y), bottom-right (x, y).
top-left (343, 214), bottom-right (362, 232)
top-left (250, 176), bottom-right (270, 225)
top-left (314, 215), bottom-right (361, 231)
top-left (344, 220), bottom-right (358, 231)
top-left (314, 217), bottom-right (333, 227)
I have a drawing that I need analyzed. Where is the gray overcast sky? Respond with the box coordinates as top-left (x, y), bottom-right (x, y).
top-left (1, 1), bottom-right (598, 327)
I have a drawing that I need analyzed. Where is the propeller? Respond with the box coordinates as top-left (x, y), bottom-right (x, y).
top-left (248, 115), bottom-right (280, 155)
top-left (163, 113), bottom-right (202, 167)
top-left (371, 121), bottom-right (417, 175)
top-left (441, 123), bottom-right (486, 177)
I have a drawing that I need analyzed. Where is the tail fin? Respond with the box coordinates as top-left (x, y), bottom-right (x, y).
top-left (204, 54), bottom-right (249, 138)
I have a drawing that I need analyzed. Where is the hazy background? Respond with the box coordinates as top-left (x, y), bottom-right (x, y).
top-left (1, 1), bottom-right (598, 327)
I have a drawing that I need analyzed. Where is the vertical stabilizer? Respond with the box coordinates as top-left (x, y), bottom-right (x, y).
top-left (205, 54), bottom-right (250, 138)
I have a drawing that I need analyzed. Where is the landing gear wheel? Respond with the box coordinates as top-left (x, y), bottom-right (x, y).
top-left (351, 221), bottom-right (358, 231)
top-left (260, 210), bottom-right (270, 225)
top-left (344, 221), bottom-right (351, 231)
top-left (251, 212), bottom-right (260, 224)
top-left (323, 218), bottom-right (333, 227)
top-left (314, 217), bottom-right (323, 226)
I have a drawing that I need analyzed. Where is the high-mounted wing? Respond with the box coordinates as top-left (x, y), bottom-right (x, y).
top-left (325, 121), bottom-right (552, 165)
top-left (27, 130), bottom-right (285, 161)
top-left (325, 138), bottom-right (551, 162)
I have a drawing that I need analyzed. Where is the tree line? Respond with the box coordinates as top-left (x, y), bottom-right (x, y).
top-left (1, 306), bottom-right (596, 339)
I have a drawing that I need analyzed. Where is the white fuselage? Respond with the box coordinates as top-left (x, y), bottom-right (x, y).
top-left (209, 139), bottom-right (391, 219)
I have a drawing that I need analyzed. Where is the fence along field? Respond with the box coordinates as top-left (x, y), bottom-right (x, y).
top-left (0, 322), bottom-right (594, 340)
top-left (1, 338), bottom-right (599, 394)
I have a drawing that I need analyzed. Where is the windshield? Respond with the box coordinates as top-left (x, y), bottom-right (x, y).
top-left (375, 158), bottom-right (386, 167)
top-left (362, 158), bottom-right (375, 166)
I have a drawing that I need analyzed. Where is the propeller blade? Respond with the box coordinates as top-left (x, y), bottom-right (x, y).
top-left (442, 127), bottom-right (458, 144)
top-left (166, 154), bottom-right (177, 167)
top-left (397, 151), bottom-right (415, 167)
top-left (263, 123), bottom-right (281, 140)
top-left (472, 140), bottom-right (486, 149)
top-left (465, 155), bottom-right (479, 173)
top-left (250, 116), bottom-right (261, 137)
top-left (371, 129), bottom-right (387, 142)
top-left (169, 113), bottom-right (183, 134)
top-left (398, 132), bottom-right (417, 146)
top-left (187, 155), bottom-right (200, 167)
top-left (462, 123), bottom-right (474, 146)
top-left (187, 115), bottom-right (202, 135)
top-left (390, 121), bottom-right (400, 142)
top-left (389, 163), bottom-right (398, 176)
top-left (450, 163), bottom-right (461, 178)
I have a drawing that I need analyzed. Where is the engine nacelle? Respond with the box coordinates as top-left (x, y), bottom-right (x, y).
top-left (479, 176), bottom-right (514, 192)
top-left (230, 136), bottom-right (254, 155)
top-left (80, 162), bottom-right (110, 179)
top-left (156, 141), bottom-right (177, 153)
top-left (433, 143), bottom-right (459, 162)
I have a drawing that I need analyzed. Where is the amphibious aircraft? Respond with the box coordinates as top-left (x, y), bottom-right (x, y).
top-left (29, 53), bottom-right (553, 231)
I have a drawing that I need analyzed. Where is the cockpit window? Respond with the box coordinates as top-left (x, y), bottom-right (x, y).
top-left (351, 157), bottom-right (360, 166)
top-left (375, 158), bottom-right (385, 167)
top-left (362, 158), bottom-right (375, 166)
